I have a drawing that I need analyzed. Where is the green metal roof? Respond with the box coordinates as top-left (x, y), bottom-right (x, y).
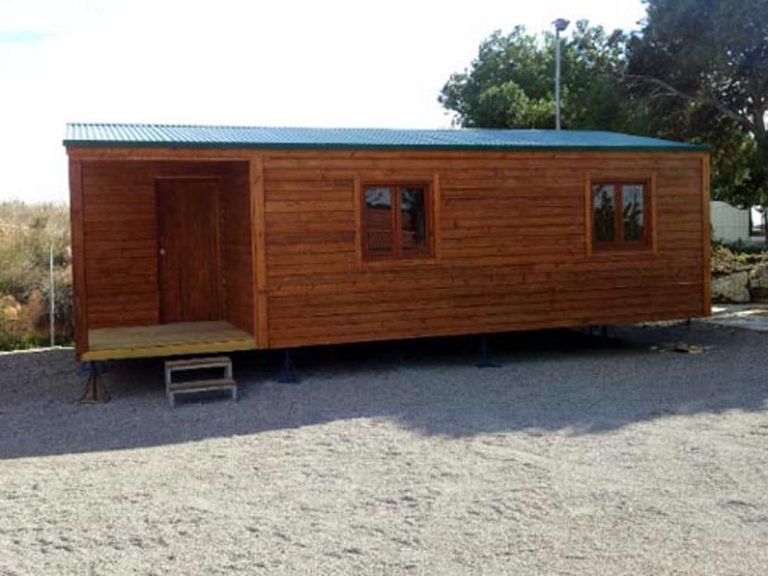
top-left (64, 123), bottom-right (709, 152)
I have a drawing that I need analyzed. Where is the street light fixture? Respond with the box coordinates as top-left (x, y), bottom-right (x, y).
top-left (553, 18), bottom-right (570, 131)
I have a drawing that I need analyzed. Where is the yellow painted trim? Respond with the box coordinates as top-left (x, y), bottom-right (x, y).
top-left (82, 339), bottom-right (256, 362)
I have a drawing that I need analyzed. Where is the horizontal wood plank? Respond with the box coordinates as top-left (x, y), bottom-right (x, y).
top-left (261, 149), bottom-right (707, 348)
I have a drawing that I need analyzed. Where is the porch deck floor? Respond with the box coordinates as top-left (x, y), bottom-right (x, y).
top-left (84, 321), bottom-right (256, 361)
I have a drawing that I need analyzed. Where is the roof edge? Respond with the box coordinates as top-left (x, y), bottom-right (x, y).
top-left (62, 139), bottom-right (712, 153)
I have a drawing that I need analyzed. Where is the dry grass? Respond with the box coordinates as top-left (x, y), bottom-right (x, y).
top-left (0, 201), bottom-right (72, 350)
top-left (711, 243), bottom-right (768, 276)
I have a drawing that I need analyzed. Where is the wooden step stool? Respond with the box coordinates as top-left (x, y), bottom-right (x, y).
top-left (164, 356), bottom-right (237, 407)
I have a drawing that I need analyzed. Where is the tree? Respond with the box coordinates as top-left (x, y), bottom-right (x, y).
top-left (440, 6), bottom-right (768, 227)
top-left (626, 0), bottom-right (768, 217)
top-left (439, 21), bottom-right (643, 132)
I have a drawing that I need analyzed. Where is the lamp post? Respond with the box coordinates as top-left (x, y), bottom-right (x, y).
top-left (49, 244), bottom-right (55, 347)
top-left (553, 18), bottom-right (570, 131)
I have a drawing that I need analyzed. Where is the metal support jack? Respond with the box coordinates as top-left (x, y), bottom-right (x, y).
top-left (598, 325), bottom-right (611, 347)
top-left (277, 349), bottom-right (299, 384)
top-left (476, 335), bottom-right (501, 368)
top-left (79, 362), bottom-right (110, 404)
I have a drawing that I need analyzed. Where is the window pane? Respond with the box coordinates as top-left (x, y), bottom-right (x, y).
top-left (593, 184), bottom-right (616, 243)
top-left (400, 187), bottom-right (427, 252)
top-left (622, 184), bottom-right (645, 242)
top-left (364, 187), bottom-right (393, 255)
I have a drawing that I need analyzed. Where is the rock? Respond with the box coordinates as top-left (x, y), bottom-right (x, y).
top-left (749, 265), bottom-right (768, 302)
top-left (749, 264), bottom-right (768, 286)
top-left (712, 271), bottom-right (750, 303)
top-left (652, 342), bottom-right (710, 354)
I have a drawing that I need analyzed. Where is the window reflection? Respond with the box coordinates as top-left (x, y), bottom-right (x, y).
top-left (365, 187), bottom-right (393, 255)
top-left (622, 184), bottom-right (644, 242)
top-left (362, 184), bottom-right (432, 260)
top-left (593, 184), bottom-right (616, 243)
top-left (401, 187), bottom-right (426, 252)
top-left (591, 181), bottom-right (649, 251)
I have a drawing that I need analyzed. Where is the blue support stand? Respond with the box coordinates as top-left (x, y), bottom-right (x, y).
top-left (476, 335), bottom-right (501, 368)
top-left (79, 361), bottom-right (110, 404)
top-left (277, 349), bottom-right (299, 384)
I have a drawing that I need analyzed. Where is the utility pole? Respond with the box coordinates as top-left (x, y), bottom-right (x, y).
top-left (553, 18), bottom-right (570, 131)
top-left (49, 244), bottom-right (55, 347)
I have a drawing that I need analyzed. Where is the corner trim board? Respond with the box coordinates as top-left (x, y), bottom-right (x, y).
top-left (69, 159), bottom-right (89, 358)
top-left (701, 153), bottom-right (712, 315)
top-left (251, 156), bottom-right (269, 348)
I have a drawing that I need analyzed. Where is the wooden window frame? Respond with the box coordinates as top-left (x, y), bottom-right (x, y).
top-left (360, 182), bottom-right (435, 261)
top-left (590, 180), bottom-right (653, 252)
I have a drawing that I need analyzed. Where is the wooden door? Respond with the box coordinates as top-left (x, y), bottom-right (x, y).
top-left (157, 179), bottom-right (222, 323)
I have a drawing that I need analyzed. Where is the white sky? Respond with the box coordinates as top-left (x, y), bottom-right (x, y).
top-left (0, 0), bottom-right (646, 203)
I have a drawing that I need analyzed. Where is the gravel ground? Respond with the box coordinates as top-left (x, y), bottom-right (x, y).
top-left (1, 323), bottom-right (767, 575)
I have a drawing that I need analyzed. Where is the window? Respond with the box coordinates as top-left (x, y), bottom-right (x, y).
top-left (592, 181), bottom-right (650, 250)
top-left (362, 183), bottom-right (432, 259)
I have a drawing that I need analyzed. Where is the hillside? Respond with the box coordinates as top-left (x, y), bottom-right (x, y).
top-left (0, 201), bottom-right (72, 350)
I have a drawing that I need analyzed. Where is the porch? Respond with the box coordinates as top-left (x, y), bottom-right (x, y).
top-left (74, 158), bottom-right (259, 361)
top-left (83, 321), bottom-right (256, 362)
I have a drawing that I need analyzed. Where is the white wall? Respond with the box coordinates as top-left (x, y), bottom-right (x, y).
top-left (711, 201), bottom-right (752, 243)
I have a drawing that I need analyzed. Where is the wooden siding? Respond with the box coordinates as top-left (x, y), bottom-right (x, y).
top-left (69, 146), bottom-right (709, 357)
top-left (250, 158), bottom-right (269, 348)
top-left (82, 161), bottom-right (160, 329)
top-left (221, 164), bottom-right (255, 333)
top-left (69, 159), bottom-right (88, 353)
top-left (261, 150), bottom-right (708, 348)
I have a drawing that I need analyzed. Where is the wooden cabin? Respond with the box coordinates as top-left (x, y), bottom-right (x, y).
top-left (64, 124), bottom-right (711, 362)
